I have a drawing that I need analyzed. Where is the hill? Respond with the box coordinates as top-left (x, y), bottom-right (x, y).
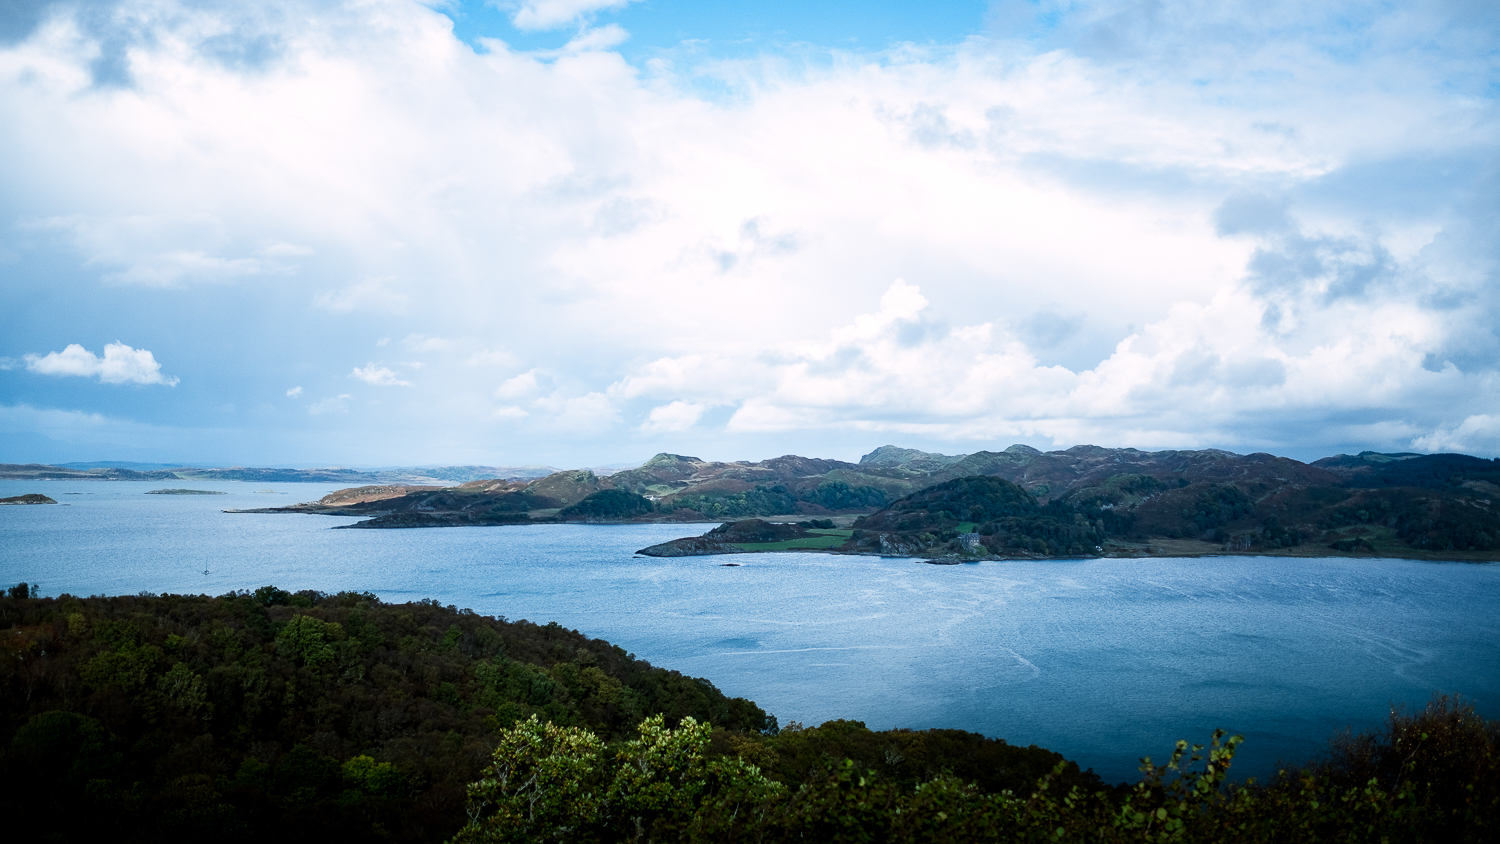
top-left (642, 452), bottom-right (1500, 560)
top-left (0, 587), bottom-right (771, 842)
top-left (0, 587), bottom-right (1104, 843)
top-left (241, 444), bottom-right (1336, 527)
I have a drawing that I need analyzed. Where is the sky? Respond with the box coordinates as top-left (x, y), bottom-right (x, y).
top-left (1, 0), bottom-right (1498, 469)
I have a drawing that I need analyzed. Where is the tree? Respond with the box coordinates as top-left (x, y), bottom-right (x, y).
top-left (456, 715), bottom-right (782, 843)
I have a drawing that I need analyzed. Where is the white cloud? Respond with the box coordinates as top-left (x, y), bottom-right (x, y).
top-left (494, 368), bottom-right (542, 399)
top-left (1, 0), bottom-right (1496, 461)
top-left (25, 343), bottom-right (179, 386)
top-left (522, 24), bottom-right (631, 58)
top-left (606, 274), bottom-right (1482, 451)
top-left (1413, 415), bottom-right (1500, 454)
top-left (641, 400), bottom-right (705, 433)
top-left (511, 0), bottom-right (637, 31)
top-left (286, 386), bottom-right (303, 397)
top-left (492, 405), bottom-right (529, 420)
top-left (350, 363), bottom-right (412, 386)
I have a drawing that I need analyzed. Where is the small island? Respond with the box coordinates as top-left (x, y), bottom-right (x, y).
top-left (0, 493), bottom-right (57, 505)
top-left (145, 488), bottom-right (227, 495)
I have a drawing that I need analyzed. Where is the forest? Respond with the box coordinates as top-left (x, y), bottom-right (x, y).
top-left (455, 697), bottom-right (1498, 843)
top-left (0, 585), bottom-right (1089, 842)
top-left (2, 585), bottom-right (1496, 843)
top-left (0, 585), bottom-right (764, 841)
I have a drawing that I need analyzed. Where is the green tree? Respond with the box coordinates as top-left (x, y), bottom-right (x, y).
top-left (559, 490), bottom-right (655, 520)
top-left (457, 715), bottom-right (783, 843)
top-left (275, 614), bottom-right (342, 667)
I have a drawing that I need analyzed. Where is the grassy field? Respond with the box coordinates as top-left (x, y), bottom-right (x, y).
top-left (730, 529), bottom-right (853, 551)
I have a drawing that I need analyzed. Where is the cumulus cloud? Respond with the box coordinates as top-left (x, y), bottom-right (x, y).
top-left (349, 364), bottom-right (411, 386)
top-left (286, 386), bottom-right (302, 397)
top-left (1, 0), bottom-right (1497, 462)
top-left (605, 271), bottom-right (1478, 452)
top-left (494, 369), bottom-right (542, 399)
top-left (25, 343), bottom-right (179, 386)
top-left (1413, 415), bottom-right (1500, 454)
top-left (641, 400), bottom-right (705, 433)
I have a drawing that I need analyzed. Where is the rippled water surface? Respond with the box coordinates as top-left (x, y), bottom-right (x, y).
top-left (4, 479), bottom-right (1498, 782)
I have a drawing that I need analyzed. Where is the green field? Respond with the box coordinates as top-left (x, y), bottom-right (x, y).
top-left (730, 529), bottom-right (852, 551)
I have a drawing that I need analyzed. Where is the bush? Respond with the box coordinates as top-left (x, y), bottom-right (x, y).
top-left (456, 695), bottom-right (1500, 843)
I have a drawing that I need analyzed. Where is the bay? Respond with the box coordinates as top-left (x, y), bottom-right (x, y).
top-left (2, 479), bottom-right (1497, 783)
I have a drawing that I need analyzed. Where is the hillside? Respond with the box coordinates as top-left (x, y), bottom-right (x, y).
top-left (0, 587), bottom-right (1104, 843)
top-left (642, 453), bottom-right (1500, 560)
top-left (236, 444), bottom-right (1338, 526)
top-left (0, 587), bottom-right (771, 842)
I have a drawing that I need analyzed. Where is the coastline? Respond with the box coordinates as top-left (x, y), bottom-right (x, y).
top-left (638, 532), bottom-right (1500, 564)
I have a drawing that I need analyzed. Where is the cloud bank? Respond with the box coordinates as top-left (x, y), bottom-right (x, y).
top-left (24, 343), bottom-right (179, 386)
top-left (0, 0), bottom-right (1496, 464)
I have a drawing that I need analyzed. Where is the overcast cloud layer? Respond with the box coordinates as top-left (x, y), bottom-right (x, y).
top-left (1, 0), bottom-right (1497, 467)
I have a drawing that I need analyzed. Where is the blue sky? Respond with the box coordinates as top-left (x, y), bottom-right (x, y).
top-left (1, 0), bottom-right (1498, 468)
top-left (446, 0), bottom-right (994, 59)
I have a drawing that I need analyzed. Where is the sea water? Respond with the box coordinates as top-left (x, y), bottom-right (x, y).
top-left (3, 479), bottom-right (1497, 783)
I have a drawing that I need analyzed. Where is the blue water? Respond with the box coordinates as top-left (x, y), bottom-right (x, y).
top-left (3, 479), bottom-right (1498, 783)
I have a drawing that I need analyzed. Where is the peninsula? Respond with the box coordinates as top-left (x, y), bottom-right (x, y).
top-left (210, 444), bottom-right (1500, 561)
